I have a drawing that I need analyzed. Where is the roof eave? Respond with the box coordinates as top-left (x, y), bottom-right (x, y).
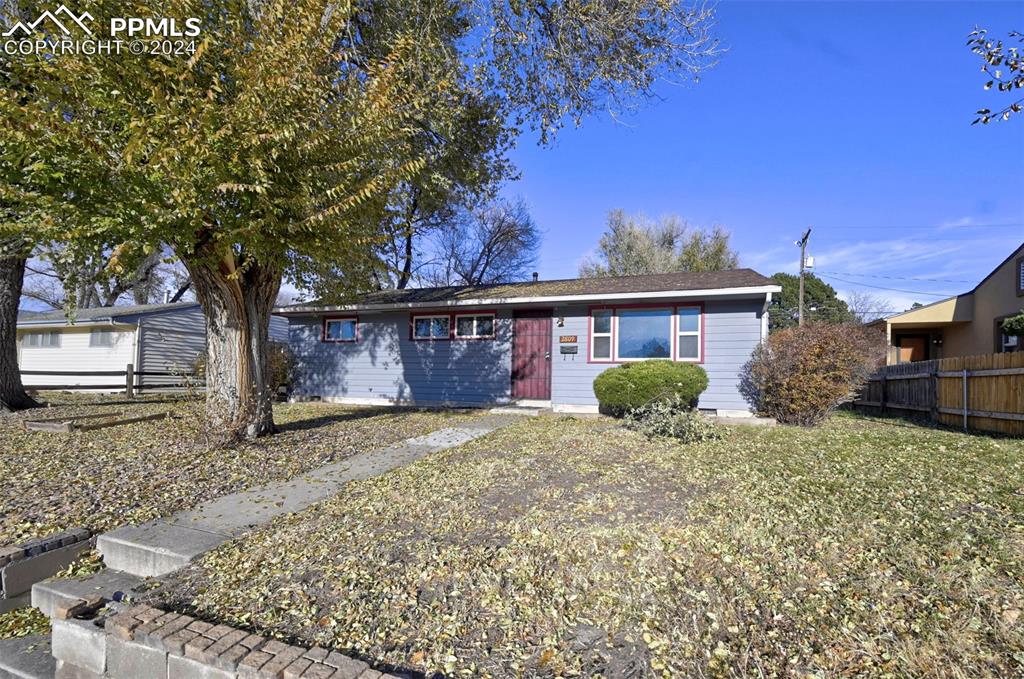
top-left (16, 318), bottom-right (127, 328)
top-left (274, 284), bottom-right (782, 316)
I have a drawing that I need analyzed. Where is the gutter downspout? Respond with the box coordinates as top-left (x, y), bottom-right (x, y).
top-left (132, 319), bottom-right (143, 391)
top-left (761, 292), bottom-right (772, 342)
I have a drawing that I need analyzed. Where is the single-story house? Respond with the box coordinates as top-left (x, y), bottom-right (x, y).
top-left (870, 242), bottom-right (1024, 364)
top-left (275, 269), bottom-right (781, 415)
top-left (17, 301), bottom-right (289, 389)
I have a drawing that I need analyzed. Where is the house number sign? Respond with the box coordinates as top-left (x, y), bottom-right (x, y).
top-left (559, 335), bottom-right (578, 343)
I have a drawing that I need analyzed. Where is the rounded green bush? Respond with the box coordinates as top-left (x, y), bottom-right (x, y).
top-left (592, 360), bottom-right (709, 417)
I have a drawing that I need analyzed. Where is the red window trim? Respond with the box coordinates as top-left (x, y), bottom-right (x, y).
top-left (410, 309), bottom-right (498, 341)
top-left (322, 315), bottom-right (359, 343)
top-left (586, 302), bottom-right (704, 364)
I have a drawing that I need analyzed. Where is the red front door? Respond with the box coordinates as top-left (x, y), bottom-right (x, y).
top-left (511, 310), bottom-right (552, 400)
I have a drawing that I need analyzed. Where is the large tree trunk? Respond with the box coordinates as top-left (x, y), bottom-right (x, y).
top-left (0, 255), bottom-right (38, 412)
top-left (183, 249), bottom-right (281, 443)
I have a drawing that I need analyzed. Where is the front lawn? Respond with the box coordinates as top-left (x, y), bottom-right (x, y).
top-left (0, 394), bottom-right (479, 545)
top-left (155, 414), bottom-right (1023, 678)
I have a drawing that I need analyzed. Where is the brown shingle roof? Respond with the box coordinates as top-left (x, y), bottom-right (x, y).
top-left (281, 269), bottom-right (776, 311)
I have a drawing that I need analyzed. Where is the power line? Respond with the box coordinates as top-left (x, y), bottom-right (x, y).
top-left (817, 274), bottom-right (957, 297)
top-left (822, 221), bottom-right (1024, 230)
top-left (814, 270), bottom-right (974, 284)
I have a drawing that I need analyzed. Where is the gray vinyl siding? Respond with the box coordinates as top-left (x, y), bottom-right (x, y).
top-left (269, 316), bottom-right (289, 343)
top-left (289, 309), bottom-right (513, 406)
top-left (550, 298), bottom-right (763, 411)
top-left (136, 307), bottom-right (206, 386)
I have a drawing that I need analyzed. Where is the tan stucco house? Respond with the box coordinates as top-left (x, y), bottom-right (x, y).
top-left (872, 242), bottom-right (1024, 364)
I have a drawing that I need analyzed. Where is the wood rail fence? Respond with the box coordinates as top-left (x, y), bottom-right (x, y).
top-left (854, 352), bottom-right (1024, 436)
top-left (21, 363), bottom-right (202, 398)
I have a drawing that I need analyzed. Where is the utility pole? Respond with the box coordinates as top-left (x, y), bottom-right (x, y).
top-left (797, 228), bottom-right (812, 327)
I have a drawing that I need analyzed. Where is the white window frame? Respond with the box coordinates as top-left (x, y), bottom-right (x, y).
top-left (612, 307), bottom-right (674, 362)
top-left (24, 331), bottom-right (61, 348)
top-left (676, 305), bottom-right (702, 362)
top-left (90, 328), bottom-right (114, 347)
top-left (412, 313), bottom-right (451, 341)
top-left (590, 309), bottom-right (613, 361)
top-left (588, 305), bottom-right (704, 363)
top-left (323, 317), bottom-right (358, 343)
top-left (453, 313), bottom-right (496, 339)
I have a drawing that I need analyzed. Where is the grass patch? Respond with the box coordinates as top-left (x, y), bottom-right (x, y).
top-left (154, 413), bottom-right (1023, 678)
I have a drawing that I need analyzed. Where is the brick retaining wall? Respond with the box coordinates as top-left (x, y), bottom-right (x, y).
top-left (1, 528), bottom-right (93, 612)
top-left (53, 603), bottom-right (398, 679)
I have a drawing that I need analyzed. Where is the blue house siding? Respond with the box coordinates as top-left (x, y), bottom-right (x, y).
top-left (289, 309), bottom-right (514, 406)
top-left (288, 297), bottom-right (764, 412)
top-left (549, 298), bottom-right (763, 412)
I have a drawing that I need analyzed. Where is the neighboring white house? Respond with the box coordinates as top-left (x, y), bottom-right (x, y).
top-left (17, 302), bottom-right (290, 390)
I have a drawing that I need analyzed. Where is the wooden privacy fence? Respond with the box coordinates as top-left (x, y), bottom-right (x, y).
top-left (21, 363), bottom-right (203, 398)
top-left (854, 352), bottom-right (1024, 436)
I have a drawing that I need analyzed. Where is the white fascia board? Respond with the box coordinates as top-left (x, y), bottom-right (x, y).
top-left (275, 285), bottom-right (783, 316)
top-left (16, 319), bottom-right (132, 329)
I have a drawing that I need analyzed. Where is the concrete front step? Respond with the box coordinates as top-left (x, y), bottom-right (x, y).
top-left (488, 406), bottom-right (545, 416)
top-left (96, 523), bottom-right (228, 579)
top-left (31, 570), bottom-right (143, 622)
top-left (0, 635), bottom-right (54, 679)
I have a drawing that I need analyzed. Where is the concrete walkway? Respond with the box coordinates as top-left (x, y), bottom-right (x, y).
top-left (5, 413), bottom-right (517, 678)
top-left (98, 414), bottom-right (516, 577)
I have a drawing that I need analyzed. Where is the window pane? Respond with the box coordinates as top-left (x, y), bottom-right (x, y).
top-left (329, 320), bottom-right (356, 341)
top-left (414, 318), bottom-right (431, 338)
top-left (91, 329), bottom-right (112, 346)
top-left (26, 333), bottom-right (39, 347)
top-left (50, 332), bottom-right (61, 347)
top-left (678, 335), bottom-right (699, 359)
top-left (593, 310), bottom-right (611, 334)
top-left (593, 336), bottom-right (611, 359)
top-left (617, 308), bottom-right (671, 359)
top-left (431, 317), bottom-right (449, 338)
top-left (678, 308), bottom-right (700, 333)
top-left (476, 316), bottom-right (494, 336)
top-left (456, 317), bottom-right (475, 337)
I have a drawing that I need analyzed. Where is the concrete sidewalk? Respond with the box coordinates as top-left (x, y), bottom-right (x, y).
top-left (97, 414), bottom-right (516, 577)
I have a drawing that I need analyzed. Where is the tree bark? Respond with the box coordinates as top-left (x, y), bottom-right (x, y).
top-left (0, 255), bottom-right (39, 412)
top-left (182, 248), bottom-right (281, 443)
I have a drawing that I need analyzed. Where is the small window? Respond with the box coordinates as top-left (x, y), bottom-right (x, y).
top-left (324, 317), bottom-right (357, 342)
top-left (90, 328), bottom-right (114, 347)
top-left (454, 313), bottom-right (495, 339)
top-left (677, 307), bottom-right (701, 361)
top-left (591, 309), bottom-right (612, 360)
top-left (1017, 257), bottom-right (1024, 296)
top-left (24, 331), bottom-right (60, 348)
top-left (412, 314), bottom-right (450, 340)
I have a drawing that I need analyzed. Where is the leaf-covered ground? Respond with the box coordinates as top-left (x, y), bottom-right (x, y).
top-left (0, 393), bottom-right (479, 546)
top-left (154, 414), bottom-right (1024, 678)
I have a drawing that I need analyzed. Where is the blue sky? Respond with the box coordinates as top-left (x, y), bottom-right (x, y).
top-left (506, 0), bottom-right (1024, 313)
